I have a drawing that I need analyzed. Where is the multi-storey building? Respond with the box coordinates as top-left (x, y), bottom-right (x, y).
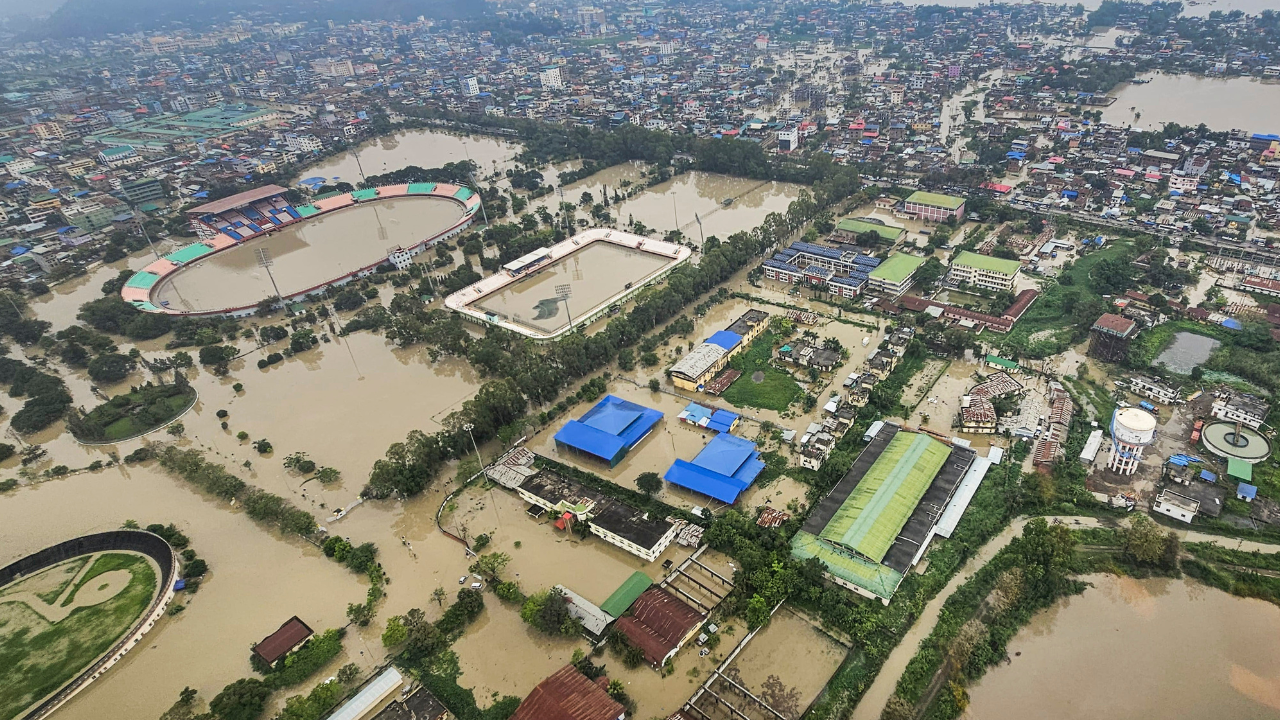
top-left (948, 251), bottom-right (1020, 291)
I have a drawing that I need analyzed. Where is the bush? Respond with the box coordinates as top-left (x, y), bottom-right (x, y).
top-left (209, 678), bottom-right (271, 720)
top-left (123, 446), bottom-right (154, 463)
top-left (199, 345), bottom-right (236, 365)
top-left (0, 443), bottom-right (14, 462)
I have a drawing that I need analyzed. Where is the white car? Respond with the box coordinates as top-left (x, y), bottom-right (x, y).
top-left (470, 582), bottom-right (484, 590)
top-left (458, 576), bottom-right (467, 584)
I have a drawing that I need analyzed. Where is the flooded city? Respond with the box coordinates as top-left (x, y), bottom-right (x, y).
top-left (966, 575), bottom-right (1280, 720)
top-left (153, 197), bottom-right (465, 312)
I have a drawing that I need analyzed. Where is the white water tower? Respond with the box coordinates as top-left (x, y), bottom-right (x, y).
top-left (1108, 407), bottom-right (1157, 475)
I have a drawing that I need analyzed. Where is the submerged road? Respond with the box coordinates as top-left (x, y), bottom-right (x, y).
top-left (850, 514), bottom-right (1280, 720)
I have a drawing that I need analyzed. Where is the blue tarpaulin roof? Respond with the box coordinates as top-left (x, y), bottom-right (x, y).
top-left (1201, 470), bottom-right (1218, 482)
top-left (1238, 483), bottom-right (1258, 500)
top-left (663, 433), bottom-right (764, 503)
top-left (1222, 318), bottom-right (1244, 330)
top-left (706, 330), bottom-right (742, 352)
top-left (554, 394), bottom-right (662, 467)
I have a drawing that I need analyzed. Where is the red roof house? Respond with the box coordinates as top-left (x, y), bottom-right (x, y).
top-left (510, 665), bottom-right (624, 720)
top-left (613, 586), bottom-right (704, 667)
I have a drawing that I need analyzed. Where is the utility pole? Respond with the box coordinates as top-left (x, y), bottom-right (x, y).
top-left (131, 202), bottom-right (161, 259)
top-left (255, 248), bottom-right (286, 314)
top-left (555, 283), bottom-right (574, 333)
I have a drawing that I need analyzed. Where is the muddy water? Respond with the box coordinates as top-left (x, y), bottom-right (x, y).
top-left (1105, 74), bottom-right (1280, 134)
top-left (153, 198), bottom-right (464, 313)
top-left (1154, 331), bottom-right (1220, 374)
top-left (472, 241), bottom-right (672, 335)
top-left (302, 130), bottom-right (520, 184)
top-left (31, 249), bottom-right (170, 330)
top-left (730, 608), bottom-right (846, 712)
top-left (965, 574), bottom-right (1280, 720)
top-left (0, 465), bottom-right (365, 720)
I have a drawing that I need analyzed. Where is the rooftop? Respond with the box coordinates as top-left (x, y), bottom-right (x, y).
top-left (1091, 313), bottom-right (1137, 337)
top-left (952, 250), bottom-right (1020, 277)
top-left (510, 664), bottom-right (625, 720)
top-left (836, 217), bottom-right (904, 241)
top-left (906, 190), bottom-right (966, 210)
top-left (868, 253), bottom-right (926, 284)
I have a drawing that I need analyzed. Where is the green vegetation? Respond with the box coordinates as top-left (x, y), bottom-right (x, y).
top-left (69, 381), bottom-right (195, 442)
top-left (0, 357), bottom-right (73, 434)
top-left (721, 331), bottom-right (803, 412)
top-left (520, 587), bottom-right (581, 636)
top-left (999, 239), bottom-right (1132, 358)
top-left (0, 553), bottom-right (156, 720)
top-left (253, 628), bottom-right (346, 689)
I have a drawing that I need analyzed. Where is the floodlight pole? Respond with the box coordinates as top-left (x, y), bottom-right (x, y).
top-left (462, 422), bottom-right (481, 464)
top-left (468, 171), bottom-right (489, 228)
top-left (131, 202), bottom-right (161, 259)
top-left (556, 283), bottom-right (574, 333)
top-left (256, 248), bottom-right (286, 313)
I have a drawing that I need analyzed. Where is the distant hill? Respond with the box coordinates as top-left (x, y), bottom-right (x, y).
top-left (34, 0), bottom-right (483, 38)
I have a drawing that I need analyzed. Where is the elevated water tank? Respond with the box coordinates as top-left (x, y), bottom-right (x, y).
top-left (1112, 407), bottom-right (1156, 446)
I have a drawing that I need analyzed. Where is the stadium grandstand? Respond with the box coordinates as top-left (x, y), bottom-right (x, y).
top-left (186, 185), bottom-right (302, 242)
top-left (790, 424), bottom-right (989, 604)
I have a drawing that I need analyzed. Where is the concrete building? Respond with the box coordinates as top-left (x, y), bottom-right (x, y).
top-left (668, 309), bottom-right (768, 392)
top-left (903, 191), bottom-right (965, 222)
top-left (867, 252), bottom-right (926, 297)
top-left (462, 76), bottom-right (480, 96)
top-left (539, 66), bottom-right (564, 90)
top-left (948, 250), bottom-right (1020, 291)
top-left (1153, 488), bottom-right (1199, 523)
top-left (1127, 375), bottom-right (1179, 404)
top-left (1211, 392), bottom-right (1269, 429)
top-left (832, 217), bottom-right (905, 244)
top-left (1089, 313), bottom-right (1138, 363)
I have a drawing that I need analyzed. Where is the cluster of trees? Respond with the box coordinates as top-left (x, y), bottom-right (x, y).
top-left (70, 376), bottom-right (195, 442)
top-left (158, 448), bottom-right (316, 536)
top-left (358, 161), bottom-right (478, 189)
top-left (520, 587), bottom-right (582, 636)
top-left (0, 357), bottom-right (73, 434)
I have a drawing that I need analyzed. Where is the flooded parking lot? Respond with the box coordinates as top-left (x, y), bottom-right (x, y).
top-left (966, 574), bottom-right (1280, 720)
top-left (153, 197), bottom-right (464, 313)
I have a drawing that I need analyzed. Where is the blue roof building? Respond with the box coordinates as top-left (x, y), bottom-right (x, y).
top-left (676, 402), bottom-right (740, 434)
top-left (705, 330), bottom-right (742, 352)
top-left (663, 433), bottom-right (766, 504)
top-left (554, 395), bottom-right (663, 467)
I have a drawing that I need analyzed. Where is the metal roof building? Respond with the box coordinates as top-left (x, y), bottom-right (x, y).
top-left (663, 433), bottom-right (766, 504)
top-left (553, 395), bottom-right (663, 467)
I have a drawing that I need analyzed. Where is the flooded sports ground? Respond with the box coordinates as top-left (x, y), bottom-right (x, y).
top-left (153, 196), bottom-right (465, 313)
top-left (966, 574), bottom-right (1280, 720)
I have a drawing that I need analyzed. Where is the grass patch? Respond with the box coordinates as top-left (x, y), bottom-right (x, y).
top-left (0, 553), bottom-right (156, 720)
top-left (75, 382), bottom-right (195, 442)
top-left (1000, 240), bottom-right (1132, 357)
top-left (720, 332), bottom-right (804, 412)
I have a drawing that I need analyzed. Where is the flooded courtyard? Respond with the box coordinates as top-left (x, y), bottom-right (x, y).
top-left (153, 197), bottom-right (464, 313)
top-left (966, 574), bottom-right (1280, 720)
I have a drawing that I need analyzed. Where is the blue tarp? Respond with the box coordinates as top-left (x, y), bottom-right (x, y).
top-left (554, 394), bottom-right (662, 467)
top-left (1222, 318), bottom-right (1244, 330)
top-left (1238, 483), bottom-right (1258, 500)
top-left (1200, 470), bottom-right (1218, 483)
top-left (706, 330), bottom-right (742, 352)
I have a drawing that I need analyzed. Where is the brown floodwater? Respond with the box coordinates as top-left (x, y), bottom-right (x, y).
top-left (30, 249), bottom-right (165, 330)
top-left (965, 574), bottom-right (1280, 720)
top-left (472, 241), bottom-right (672, 335)
top-left (728, 608), bottom-right (846, 715)
top-left (0, 465), bottom-right (366, 720)
top-left (301, 130), bottom-right (521, 184)
top-left (153, 197), bottom-right (464, 313)
top-left (1104, 74), bottom-right (1280, 134)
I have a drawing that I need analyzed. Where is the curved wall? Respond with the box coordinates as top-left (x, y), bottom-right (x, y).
top-left (3, 530), bottom-right (180, 720)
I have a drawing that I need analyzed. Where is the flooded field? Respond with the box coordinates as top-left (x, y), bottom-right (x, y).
top-left (966, 574), bottom-right (1280, 720)
top-left (31, 250), bottom-right (163, 330)
top-left (301, 129), bottom-right (520, 183)
top-left (1104, 74), bottom-right (1280, 134)
top-left (0, 466), bottom-right (366, 720)
top-left (153, 197), bottom-right (464, 313)
top-left (472, 241), bottom-right (672, 335)
top-left (1154, 331), bottom-right (1220, 374)
top-left (727, 608), bottom-right (847, 717)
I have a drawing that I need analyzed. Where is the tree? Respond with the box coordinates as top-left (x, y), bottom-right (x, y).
top-left (209, 678), bottom-right (271, 720)
top-left (199, 345), bottom-right (236, 365)
top-left (746, 593), bottom-right (771, 630)
top-left (648, 378), bottom-right (661, 392)
top-left (336, 663), bottom-right (360, 685)
top-left (636, 471), bottom-right (662, 496)
top-left (1124, 514), bottom-right (1179, 568)
top-left (346, 602), bottom-right (374, 626)
top-left (381, 616), bottom-right (408, 647)
top-left (432, 586), bottom-right (447, 607)
top-left (468, 551), bottom-right (511, 580)
top-left (86, 353), bottom-right (135, 383)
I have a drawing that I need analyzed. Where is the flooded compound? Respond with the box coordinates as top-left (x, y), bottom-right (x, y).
top-left (1104, 74), bottom-right (1280, 133)
top-left (0, 465), bottom-right (365, 720)
top-left (301, 129), bottom-right (520, 183)
top-left (965, 574), bottom-right (1280, 720)
top-left (1154, 332), bottom-right (1221, 375)
top-left (31, 249), bottom-right (163, 330)
top-left (473, 241), bottom-right (673, 335)
top-left (152, 197), bottom-right (465, 313)
top-left (612, 172), bottom-right (804, 243)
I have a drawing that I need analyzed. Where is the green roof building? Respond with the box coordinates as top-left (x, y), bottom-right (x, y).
top-left (834, 218), bottom-right (905, 243)
top-left (949, 250), bottom-right (1021, 291)
top-left (867, 252), bottom-right (926, 297)
top-left (904, 191), bottom-right (966, 222)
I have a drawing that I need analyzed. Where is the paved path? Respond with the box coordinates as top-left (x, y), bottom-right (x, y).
top-left (850, 515), bottom-right (1280, 720)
